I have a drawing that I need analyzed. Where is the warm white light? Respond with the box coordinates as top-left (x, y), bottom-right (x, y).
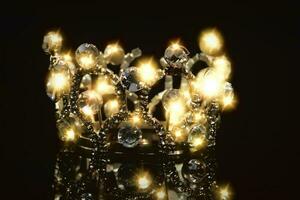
top-left (130, 113), bottom-right (142, 126)
top-left (193, 71), bottom-right (225, 99)
top-left (218, 185), bottom-right (232, 200)
top-left (45, 31), bottom-right (63, 51)
top-left (104, 98), bottom-right (120, 117)
top-left (199, 28), bottom-right (223, 55)
top-left (65, 128), bottom-right (76, 141)
top-left (63, 53), bottom-right (72, 62)
top-left (171, 128), bottom-right (187, 142)
top-left (104, 43), bottom-right (125, 65)
top-left (166, 98), bottom-right (186, 125)
top-left (137, 60), bottom-right (159, 86)
top-left (78, 54), bottom-right (96, 69)
top-left (190, 135), bottom-right (206, 150)
top-left (213, 56), bottom-right (231, 81)
top-left (156, 187), bottom-right (166, 199)
top-left (221, 93), bottom-right (236, 110)
top-left (137, 173), bottom-right (151, 189)
top-left (47, 71), bottom-right (70, 96)
top-left (81, 105), bottom-right (94, 118)
top-left (95, 77), bottom-right (115, 95)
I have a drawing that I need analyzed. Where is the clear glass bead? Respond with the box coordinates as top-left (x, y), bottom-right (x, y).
top-left (182, 159), bottom-right (206, 183)
top-left (187, 125), bottom-right (207, 147)
top-left (80, 74), bottom-right (92, 89)
top-left (164, 44), bottom-right (189, 68)
top-left (77, 90), bottom-right (102, 120)
top-left (75, 43), bottom-right (99, 70)
top-left (104, 44), bottom-right (125, 65)
top-left (117, 125), bottom-right (142, 148)
top-left (162, 89), bottom-right (180, 109)
top-left (120, 67), bottom-right (142, 92)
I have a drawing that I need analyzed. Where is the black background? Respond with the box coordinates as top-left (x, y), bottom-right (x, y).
top-left (0, 1), bottom-right (298, 200)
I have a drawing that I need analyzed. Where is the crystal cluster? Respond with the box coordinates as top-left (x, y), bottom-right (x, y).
top-left (43, 28), bottom-right (236, 200)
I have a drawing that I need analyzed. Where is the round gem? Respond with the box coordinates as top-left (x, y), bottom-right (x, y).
top-left (120, 67), bottom-right (142, 92)
top-left (77, 90), bottom-right (102, 120)
top-left (75, 43), bottom-right (99, 70)
top-left (117, 125), bottom-right (142, 148)
top-left (188, 125), bottom-right (207, 147)
top-left (164, 44), bottom-right (189, 68)
top-left (182, 159), bottom-right (206, 183)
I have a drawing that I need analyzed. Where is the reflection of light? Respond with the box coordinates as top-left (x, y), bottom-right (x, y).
top-left (79, 54), bottom-right (96, 69)
top-left (63, 53), bottom-right (72, 62)
top-left (136, 172), bottom-right (152, 189)
top-left (221, 93), bottom-right (237, 111)
top-left (193, 71), bottom-right (224, 99)
top-left (130, 112), bottom-right (142, 126)
top-left (95, 77), bottom-right (115, 95)
top-left (47, 71), bottom-right (70, 95)
top-left (81, 105), bottom-right (94, 118)
top-left (65, 128), bottom-right (76, 141)
top-left (171, 128), bottom-right (186, 142)
top-left (104, 99), bottom-right (120, 117)
top-left (167, 99), bottom-right (186, 125)
top-left (137, 59), bottom-right (159, 86)
top-left (45, 31), bottom-right (62, 51)
top-left (156, 187), bottom-right (166, 199)
top-left (213, 56), bottom-right (231, 80)
top-left (199, 28), bottom-right (223, 55)
top-left (218, 184), bottom-right (232, 200)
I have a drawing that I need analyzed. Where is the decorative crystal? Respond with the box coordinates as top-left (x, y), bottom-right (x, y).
top-left (57, 117), bottom-right (82, 141)
top-left (77, 90), bottom-right (102, 119)
top-left (187, 125), bottom-right (207, 147)
top-left (120, 67), bottom-right (142, 92)
top-left (162, 89), bottom-right (180, 109)
top-left (42, 31), bottom-right (62, 53)
top-left (117, 125), bottom-right (142, 148)
top-left (164, 44), bottom-right (189, 68)
top-left (182, 159), bottom-right (206, 183)
top-left (75, 43), bottom-right (99, 70)
top-left (80, 74), bottom-right (92, 89)
top-left (104, 44), bottom-right (125, 65)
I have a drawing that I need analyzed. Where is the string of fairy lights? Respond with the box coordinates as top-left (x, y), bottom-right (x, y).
top-left (43, 27), bottom-right (236, 200)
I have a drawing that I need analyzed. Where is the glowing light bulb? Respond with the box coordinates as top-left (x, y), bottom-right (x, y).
top-left (199, 28), bottom-right (224, 56)
top-left (95, 76), bottom-right (115, 95)
top-left (64, 128), bottom-right (76, 141)
top-left (213, 56), bottom-right (231, 81)
top-left (136, 172), bottom-right (152, 189)
top-left (156, 187), bottom-right (166, 199)
top-left (137, 59), bottom-right (159, 86)
top-left (104, 98), bottom-right (120, 117)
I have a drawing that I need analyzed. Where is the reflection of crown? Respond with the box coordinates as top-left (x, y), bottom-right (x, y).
top-left (43, 28), bottom-right (236, 200)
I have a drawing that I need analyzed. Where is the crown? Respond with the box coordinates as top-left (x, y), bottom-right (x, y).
top-left (43, 28), bottom-right (236, 200)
